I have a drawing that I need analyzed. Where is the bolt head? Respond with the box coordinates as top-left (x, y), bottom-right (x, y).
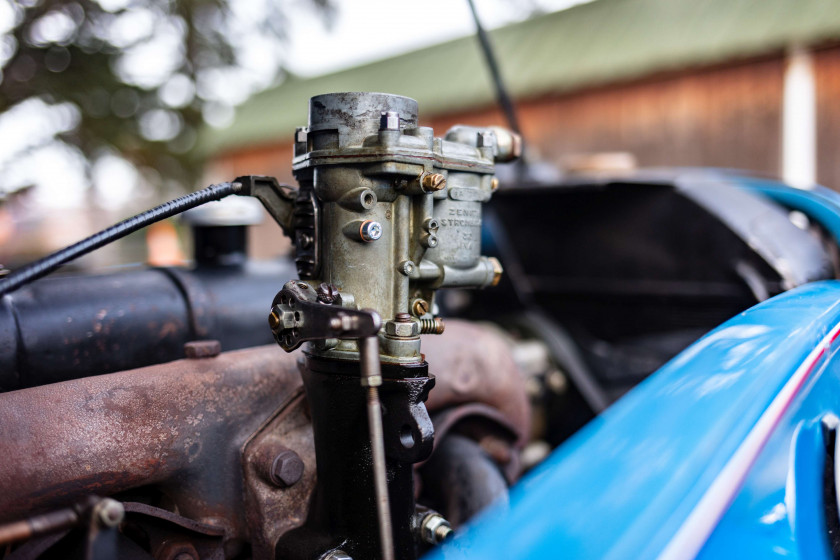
top-left (380, 111), bottom-right (400, 131)
top-left (477, 131), bottom-right (496, 149)
top-left (271, 450), bottom-right (304, 488)
top-left (398, 261), bottom-right (415, 276)
top-left (360, 220), bottom-right (382, 242)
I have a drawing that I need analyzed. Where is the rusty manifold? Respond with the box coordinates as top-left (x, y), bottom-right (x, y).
top-left (0, 320), bottom-right (528, 558)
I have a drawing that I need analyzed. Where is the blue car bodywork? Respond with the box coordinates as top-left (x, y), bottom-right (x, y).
top-left (431, 176), bottom-right (840, 559)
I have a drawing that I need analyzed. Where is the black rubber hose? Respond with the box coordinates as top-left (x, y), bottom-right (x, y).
top-left (0, 181), bottom-right (241, 297)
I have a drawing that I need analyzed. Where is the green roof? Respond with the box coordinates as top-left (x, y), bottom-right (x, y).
top-left (201, 0), bottom-right (840, 156)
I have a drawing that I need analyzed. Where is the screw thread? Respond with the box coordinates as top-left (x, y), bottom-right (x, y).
top-left (419, 317), bottom-right (445, 334)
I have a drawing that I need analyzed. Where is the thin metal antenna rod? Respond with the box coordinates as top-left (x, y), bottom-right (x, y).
top-left (359, 336), bottom-right (395, 560)
top-left (466, 0), bottom-right (522, 135)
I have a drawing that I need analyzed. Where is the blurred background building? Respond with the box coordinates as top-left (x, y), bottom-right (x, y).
top-left (3, 0), bottom-right (840, 267)
top-left (203, 0), bottom-right (840, 190)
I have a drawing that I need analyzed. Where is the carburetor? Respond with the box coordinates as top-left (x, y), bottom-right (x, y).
top-left (237, 92), bottom-right (519, 560)
top-left (262, 92), bottom-right (517, 362)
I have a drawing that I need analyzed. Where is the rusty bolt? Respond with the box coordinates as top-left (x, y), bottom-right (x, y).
top-left (184, 340), bottom-right (221, 359)
top-left (412, 299), bottom-right (430, 317)
top-left (421, 172), bottom-right (446, 192)
top-left (395, 312), bottom-right (412, 323)
top-left (270, 449), bottom-right (304, 488)
top-left (317, 283), bottom-right (339, 304)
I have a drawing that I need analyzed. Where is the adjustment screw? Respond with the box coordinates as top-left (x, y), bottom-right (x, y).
top-left (421, 172), bottom-right (447, 192)
top-left (270, 449), bottom-right (304, 488)
top-left (395, 312), bottom-right (412, 323)
top-left (412, 299), bottom-right (430, 317)
top-left (268, 309), bottom-right (281, 330)
top-left (317, 283), bottom-right (339, 304)
top-left (360, 220), bottom-right (383, 242)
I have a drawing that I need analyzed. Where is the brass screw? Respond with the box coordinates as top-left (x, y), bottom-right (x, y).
top-left (419, 317), bottom-right (445, 335)
top-left (421, 173), bottom-right (446, 192)
top-left (268, 310), bottom-right (280, 330)
top-left (489, 257), bottom-right (504, 287)
top-left (412, 299), bottom-right (430, 317)
top-left (490, 177), bottom-right (500, 191)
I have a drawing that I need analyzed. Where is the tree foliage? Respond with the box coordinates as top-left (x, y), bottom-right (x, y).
top-left (0, 0), bottom-right (332, 195)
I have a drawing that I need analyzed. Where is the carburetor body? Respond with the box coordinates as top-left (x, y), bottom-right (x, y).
top-left (282, 92), bottom-right (516, 362)
top-left (241, 91), bottom-right (519, 560)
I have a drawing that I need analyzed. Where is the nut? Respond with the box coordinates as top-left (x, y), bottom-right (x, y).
top-left (385, 319), bottom-right (419, 338)
top-left (420, 512), bottom-right (453, 545)
top-left (270, 449), bottom-right (304, 488)
top-left (421, 172), bottom-right (446, 192)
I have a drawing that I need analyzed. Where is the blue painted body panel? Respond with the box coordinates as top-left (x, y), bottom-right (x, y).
top-left (429, 281), bottom-right (840, 559)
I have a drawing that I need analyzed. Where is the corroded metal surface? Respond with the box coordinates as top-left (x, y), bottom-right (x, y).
top-left (422, 320), bottom-right (530, 447)
top-left (0, 319), bottom-right (527, 557)
top-left (0, 344), bottom-right (302, 545)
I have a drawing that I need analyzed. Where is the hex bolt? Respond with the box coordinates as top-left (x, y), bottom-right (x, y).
top-left (419, 512), bottom-right (453, 545)
top-left (184, 340), bottom-right (221, 359)
top-left (359, 220), bottom-right (383, 242)
top-left (421, 172), bottom-right (446, 192)
top-left (380, 111), bottom-right (400, 131)
top-left (412, 299), bottom-right (430, 317)
top-left (270, 449), bottom-right (304, 488)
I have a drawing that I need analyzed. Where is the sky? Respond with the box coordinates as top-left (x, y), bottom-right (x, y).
top-left (0, 0), bottom-right (590, 210)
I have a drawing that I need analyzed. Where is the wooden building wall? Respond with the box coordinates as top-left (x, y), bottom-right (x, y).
top-left (206, 45), bottom-right (840, 258)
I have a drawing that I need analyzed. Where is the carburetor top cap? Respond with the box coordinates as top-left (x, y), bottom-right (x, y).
top-left (308, 92), bottom-right (418, 147)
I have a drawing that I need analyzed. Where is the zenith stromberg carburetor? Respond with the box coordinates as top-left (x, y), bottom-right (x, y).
top-left (237, 92), bottom-right (519, 560)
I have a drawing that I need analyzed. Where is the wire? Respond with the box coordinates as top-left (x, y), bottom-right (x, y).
top-left (466, 0), bottom-right (522, 136)
top-left (0, 181), bottom-right (241, 298)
